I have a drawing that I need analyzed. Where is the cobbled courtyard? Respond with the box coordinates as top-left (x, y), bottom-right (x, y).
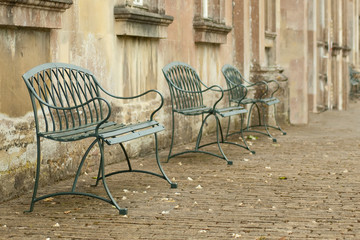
top-left (1, 102), bottom-right (360, 239)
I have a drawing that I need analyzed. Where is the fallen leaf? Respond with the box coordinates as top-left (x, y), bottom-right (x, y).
top-left (247, 135), bottom-right (258, 140)
top-left (279, 176), bottom-right (288, 180)
top-left (63, 210), bottom-right (71, 214)
top-left (44, 197), bottom-right (54, 202)
top-left (161, 198), bottom-right (175, 202)
top-left (161, 210), bottom-right (170, 215)
top-left (196, 185), bottom-right (203, 189)
top-left (187, 177), bottom-right (193, 181)
top-left (232, 233), bottom-right (241, 238)
top-left (53, 223), bottom-right (60, 227)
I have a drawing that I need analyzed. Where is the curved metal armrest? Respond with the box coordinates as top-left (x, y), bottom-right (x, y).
top-left (263, 79), bottom-right (280, 98)
top-left (206, 84), bottom-right (225, 111)
top-left (223, 82), bottom-right (249, 102)
top-left (99, 87), bottom-right (164, 121)
top-left (193, 82), bottom-right (225, 110)
top-left (244, 81), bottom-right (269, 100)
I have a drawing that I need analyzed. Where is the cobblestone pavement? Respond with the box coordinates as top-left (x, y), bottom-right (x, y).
top-left (1, 102), bottom-right (360, 240)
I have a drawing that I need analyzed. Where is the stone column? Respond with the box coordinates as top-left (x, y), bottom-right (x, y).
top-left (278, 0), bottom-right (308, 124)
top-left (250, 0), bottom-right (266, 67)
top-left (307, 0), bottom-right (318, 112)
top-left (232, 0), bottom-right (251, 79)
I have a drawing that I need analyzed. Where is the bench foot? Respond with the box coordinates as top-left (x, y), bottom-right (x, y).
top-left (272, 138), bottom-right (277, 143)
top-left (171, 183), bottom-right (178, 189)
top-left (119, 209), bottom-right (128, 215)
top-left (227, 161), bottom-right (233, 165)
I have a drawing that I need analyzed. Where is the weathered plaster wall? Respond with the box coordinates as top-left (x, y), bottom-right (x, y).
top-left (0, 28), bottom-right (50, 117)
top-left (0, 0), bottom-right (234, 202)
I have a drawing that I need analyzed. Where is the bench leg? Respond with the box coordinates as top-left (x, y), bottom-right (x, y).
top-left (214, 115), bottom-right (233, 165)
top-left (261, 103), bottom-right (276, 142)
top-left (24, 135), bottom-right (41, 213)
top-left (72, 139), bottom-right (98, 191)
top-left (272, 103), bottom-right (286, 136)
top-left (195, 113), bottom-right (213, 151)
top-left (154, 133), bottom-right (177, 188)
top-left (167, 111), bottom-right (176, 162)
top-left (97, 139), bottom-right (128, 215)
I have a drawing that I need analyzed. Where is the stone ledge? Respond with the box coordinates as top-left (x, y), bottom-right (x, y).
top-left (114, 6), bottom-right (173, 38)
top-left (342, 45), bottom-right (351, 57)
top-left (0, 0), bottom-right (73, 28)
top-left (0, 0), bottom-right (72, 11)
top-left (193, 19), bottom-right (232, 44)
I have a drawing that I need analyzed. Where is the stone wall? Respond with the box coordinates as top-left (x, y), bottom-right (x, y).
top-left (0, 0), bottom-right (234, 202)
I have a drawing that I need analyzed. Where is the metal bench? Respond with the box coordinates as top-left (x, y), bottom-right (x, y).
top-left (162, 62), bottom-right (253, 165)
top-left (349, 65), bottom-right (360, 99)
top-left (222, 64), bottom-right (286, 142)
top-left (22, 62), bottom-right (177, 215)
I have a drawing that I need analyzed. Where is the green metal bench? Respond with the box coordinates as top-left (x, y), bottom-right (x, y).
top-left (222, 64), bottom-right (286, 142)
top-left (162, 62), bottom-right (253, 165)
top-left (22, 62), bottom-right (177, 215)
top-left (349, 65), bottom-right (360, 99)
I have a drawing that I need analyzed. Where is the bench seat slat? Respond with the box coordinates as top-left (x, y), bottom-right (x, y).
top-left (231, 97), bottom-right (279, 106)
top-left (175, 106), bottom-right (212, 115)
top-left (216, 106), bottom-right (248, 117)
top-left (99, 120), bottom-right (159, 138)
top-left (40, 122), bottom-right (119, 138)
top-left (262, 97), bottom-right (280, 105)
top-left (40, 122), bottom-right (116, 137)
top-left (104, 124), bottom-right (165, 145)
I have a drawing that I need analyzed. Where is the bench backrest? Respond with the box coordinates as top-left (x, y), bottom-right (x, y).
top-left (221, 64), bottom-right (247, 101)
top-left (162, 62), bottom-right (205, 111)
top-left (22, 63), bottom-right (106, 134)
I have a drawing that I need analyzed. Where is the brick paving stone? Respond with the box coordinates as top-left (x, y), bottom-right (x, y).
top-left (1, 102), bottom-right (360, 239)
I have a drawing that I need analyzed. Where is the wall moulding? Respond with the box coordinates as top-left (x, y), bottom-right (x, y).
top-left (114, 6), bottom-right (173, 38)
top-left (0, 0), bottom-right (73, 29)
top-left (193, 18), bottom-right (232, 44)
top-left (331, 42), bottom-right (342, 56)
top-left (341, 46), bottom-right (351, 57)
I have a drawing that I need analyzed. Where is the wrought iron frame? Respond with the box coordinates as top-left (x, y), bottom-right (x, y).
top-left (162, 62), bottom-right (253, 165)
top-left (22, 62), bottom-right (177, 215)
top-left (222, 64), bottom-right (286, 142)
